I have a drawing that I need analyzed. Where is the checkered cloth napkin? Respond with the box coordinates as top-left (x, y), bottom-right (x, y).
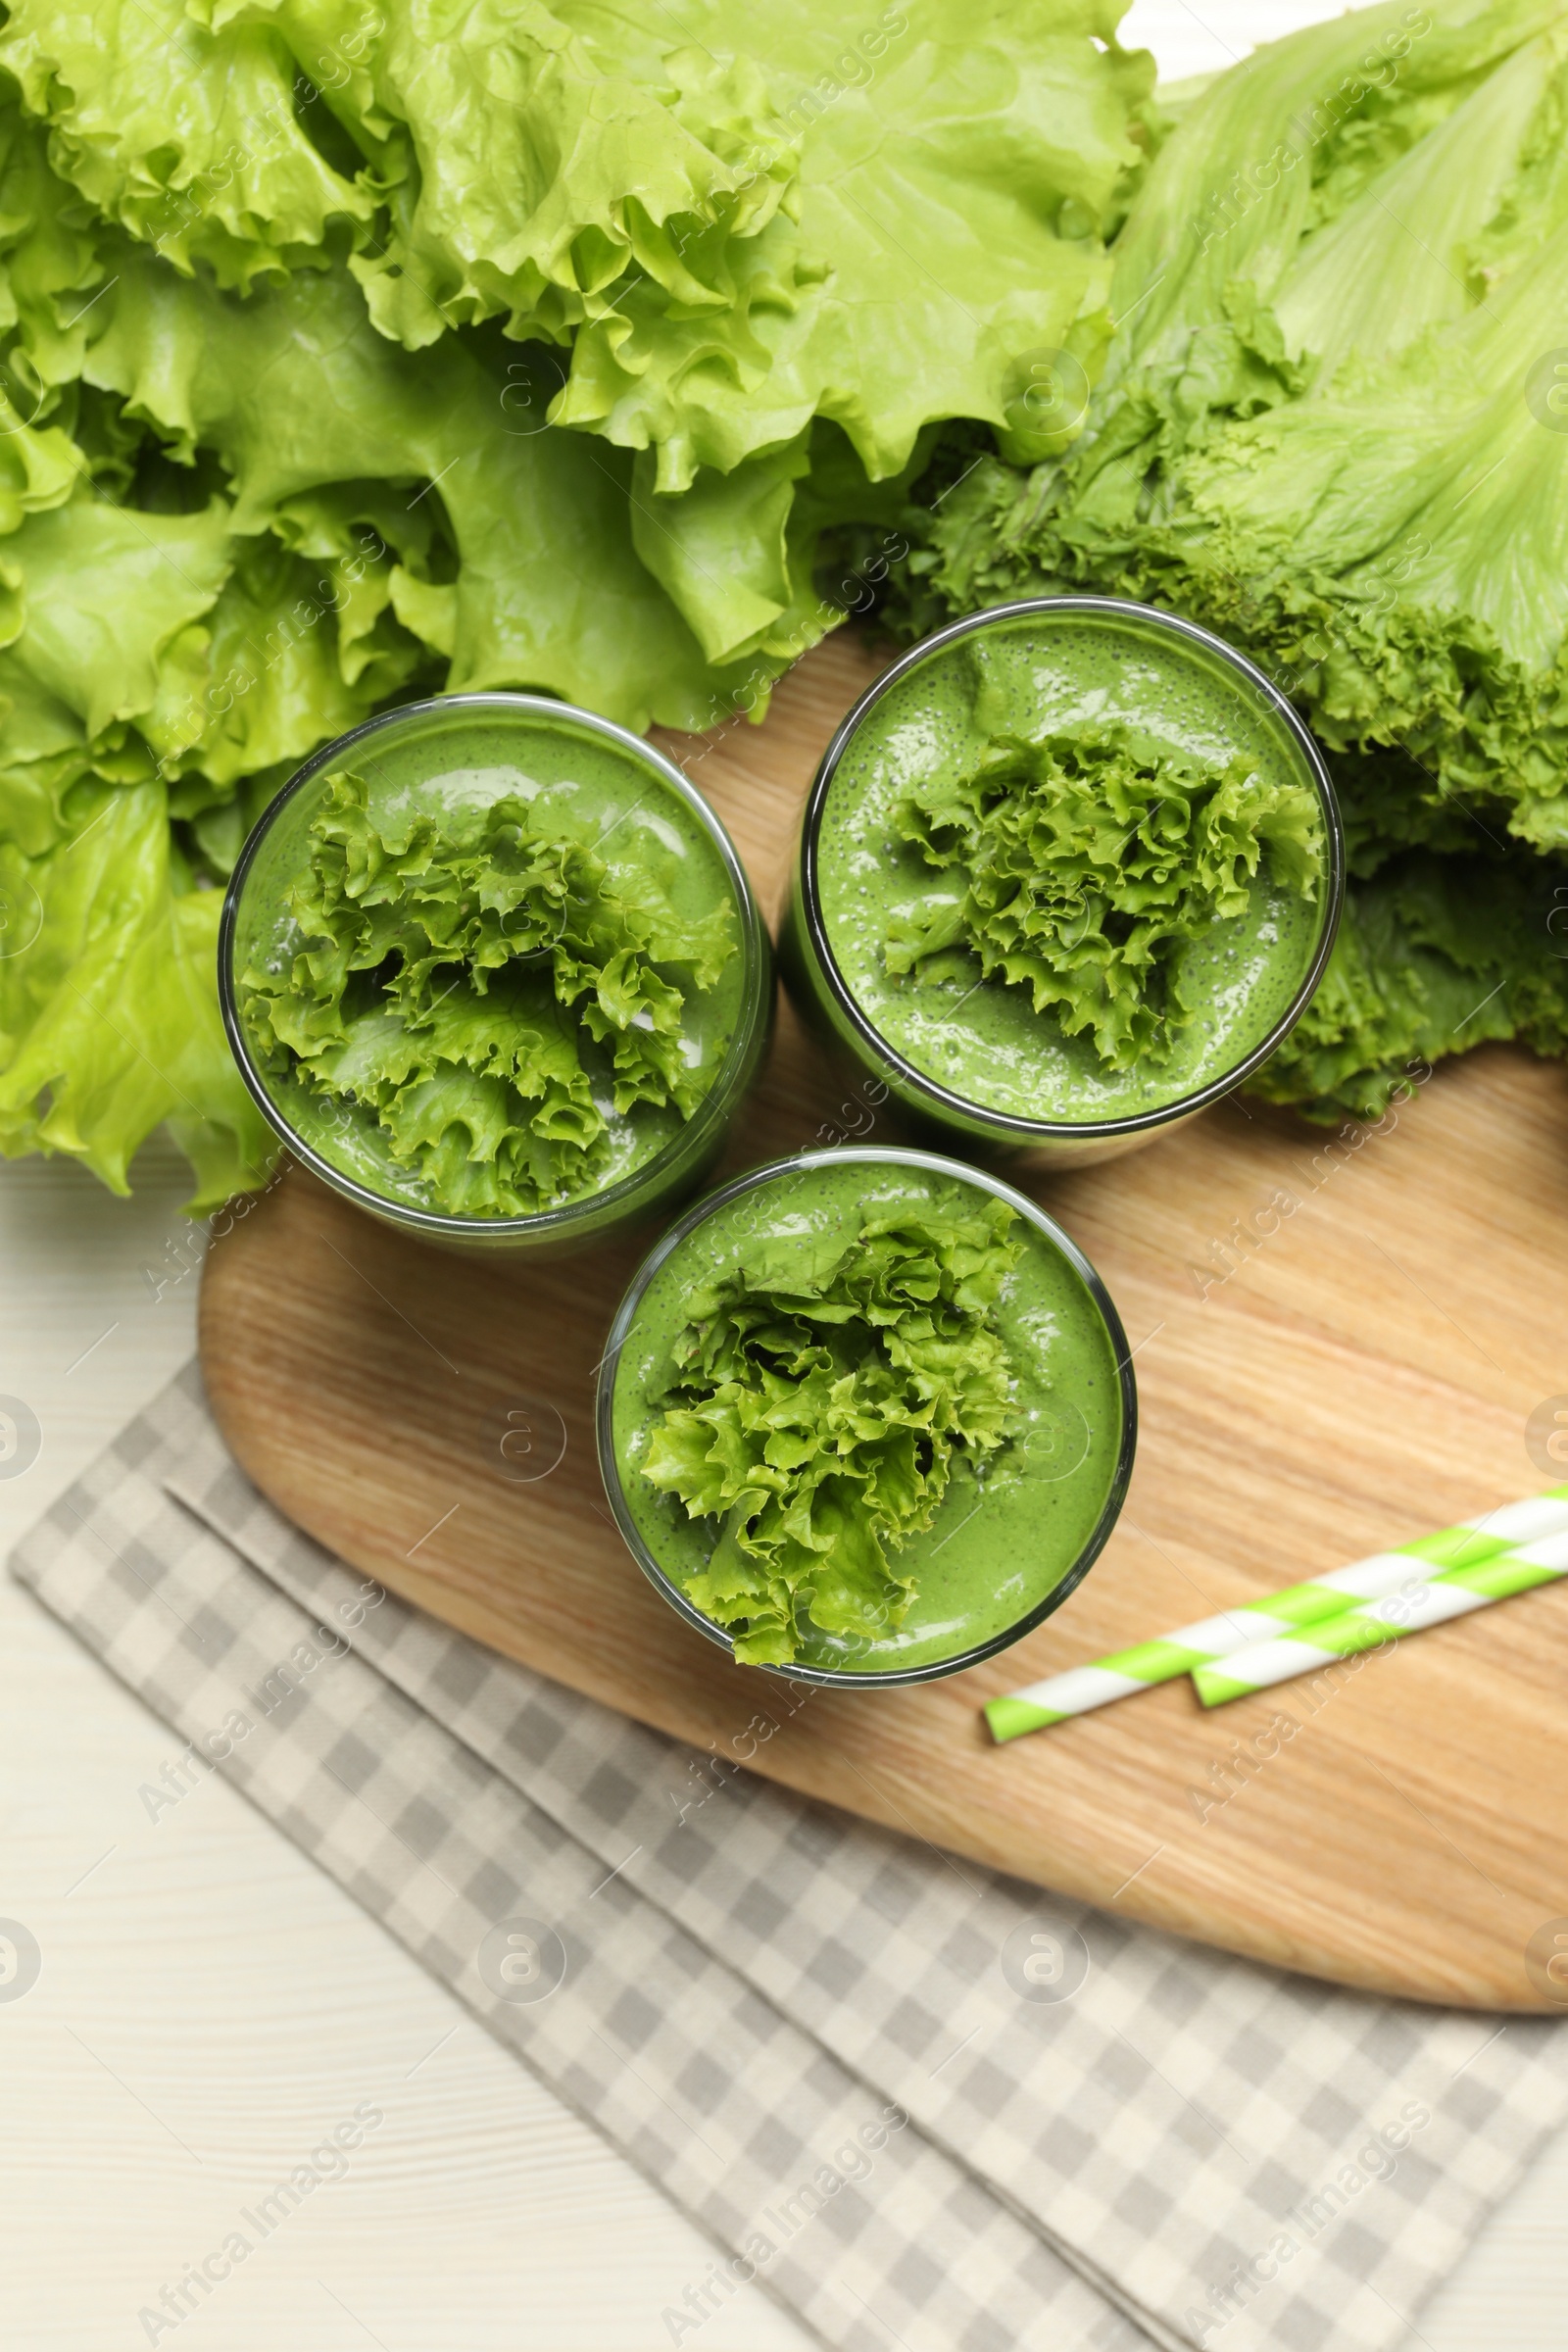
top-left (14, 1364), bottom-right (1568, 2352)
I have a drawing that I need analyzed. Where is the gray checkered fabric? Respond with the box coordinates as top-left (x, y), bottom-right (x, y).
top-left (14, 1365), bottom-right (1568, 2352)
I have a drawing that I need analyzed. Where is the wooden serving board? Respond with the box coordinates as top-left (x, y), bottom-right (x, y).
top-left (201, 633), bottom-right (1568, 2011)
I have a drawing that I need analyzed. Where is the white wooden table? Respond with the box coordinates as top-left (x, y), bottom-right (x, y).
top-left (4, 10), bottom-right (1565, 2342)
top-left (6, 1158), bottom-right (1564, 2352)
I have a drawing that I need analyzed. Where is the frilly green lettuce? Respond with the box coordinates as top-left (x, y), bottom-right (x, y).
top-left (0, 779), bottom-right (273, 1207)
top-left (1253, 849), bottom-right (1568, 1120)
top-left (0, 101), bottom-right (111, 400)
top-left (0, 0), bottom-right (1154, 670)
top-left (0, 1), bottom-right (1160, 1204)
top-left (887, 723), bottom-right (1320, 1069)
top-left (330, 0), bottom-right (800, 349)
top-left (890, 0), bottom-right (1568, 1114)
top-left (642, 1193), bottom-right (1021, 1664)
top-left (0, 0), bottom-right (796, 327)
top-left (240, 770), bottom-right (736, 1215)
top-left (0, 0), bottom-right (374, 288)
top-left (2, 492), bottom-right (233, 738)
top-left (555, 1), bottom-right (1152, 493)
top-left (79, 244), bottom-right (787, 730)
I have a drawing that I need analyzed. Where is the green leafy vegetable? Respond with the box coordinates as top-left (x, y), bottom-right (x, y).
top-left (0, 0), bottom-right (373, 288)
top-left (885, 0), bottom-right (1568, 1114)
top-left (1253, 847), bottom-right (1568, 1119)
top-left (240, 771), bottom-right (735, 1215)
top-left (0, 1), bottom-right (1161, 1205)
top-left (0, 778), bottom-right (273, 1203)
top-left (11, 0), bottom-right (1561, 1183)
top-left (886, 722), bottom-right (1320, 1069)
top-left (555, 2), bottom-right (1153, 484)
top-left (333, 1), bottom-right (800, 350)
top-left (0, 99), bottom-right (114, 396)
top-left (641, 1193), bottom-right (1021, 1664)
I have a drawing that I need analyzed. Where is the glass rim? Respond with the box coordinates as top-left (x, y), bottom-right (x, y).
top-left (217, 689), bottom-right (770, 1239)
top-left (798, 594), bottom-right (1347, 1142)
top-left (594, 1144), bottom-right (1140, 1689)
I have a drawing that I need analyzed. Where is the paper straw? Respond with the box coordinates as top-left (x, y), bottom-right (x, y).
top-left (984, 1490), bottom-right (1568, 1744)
top-left (1191, 1530), bottom-right (1568, 1705)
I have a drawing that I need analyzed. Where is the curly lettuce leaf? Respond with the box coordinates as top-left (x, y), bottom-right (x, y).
top-left (0, 481), bottom-right (409, 810)
top-left (82, 242), bottom-right (792, 728)
top-left (556, 0), bottom-right (1153, 491)
top-left (1254, 849), bottom-right (1568, 1119)
top-left (266, 481), bottom-right (439, 687)
top-left (0, 490), bottom-right (233, 738)
top-left (197, 0), bottom-right (801, 346)
top-left (0, 404), bottom-right (81, 532)
top-left (0, 96), bottom-right (116, 401)
top-left (0, 778), bottom-right (274, 1207)
top-left (887, 722), bottom-right (1320, 1070)
top-left (642, 1195), bottom-right (1021, 1665)
top-left (1271, 22), bottom-right (1568, 385)
top-left (240, 769), bottom-right (735, 1214)
top-left (327, 0), bottom-right (799, 349)
top-left (624, 417), bottom-right (934, 669)
top-left (555, 0), bottom-right (1155, 661)
top-left (0, 0), bottom-right (799, 337)
top-left (1101, 0), bottom-right (1567, 380)
top-left (886, 0), bottom-right (1568, 1122)
top-left (148, 524), bottom-right (433, 796)
top-left (0, 0), bottom-right (373, 289)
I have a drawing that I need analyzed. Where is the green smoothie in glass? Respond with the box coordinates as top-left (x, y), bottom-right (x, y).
top-left (220, 694), bottom-right (770, 1253)
top-left (597, 1149), bottom-right (1136, 1686)
top-left (785, 599), bottom-right (1343, 1169)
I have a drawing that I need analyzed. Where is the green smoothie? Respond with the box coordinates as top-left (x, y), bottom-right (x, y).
top-left (225, 697), bottom-right (764, 1237)
top-left (601, 1152), bottom-right (1134, 1682)
top-left (804, 603), bottom-right (1338, 1131)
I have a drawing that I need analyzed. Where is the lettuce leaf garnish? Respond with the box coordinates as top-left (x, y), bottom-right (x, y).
top-left (240, 771), bottom-right (735, 1216)
top-left (886, 724), bottom-right (1320, 1070)
top-left (641, 1194), bottom-right (1021, 1665)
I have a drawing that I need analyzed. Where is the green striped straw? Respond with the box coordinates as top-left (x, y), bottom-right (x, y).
top-left (1192, 1530), bottom-right (1568, 1705)
top-left (984, 1489), bottom-right (1568, 1744)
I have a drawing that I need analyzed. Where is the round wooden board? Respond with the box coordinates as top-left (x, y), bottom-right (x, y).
top-left (201, 631), bottom-right (1568, 2011)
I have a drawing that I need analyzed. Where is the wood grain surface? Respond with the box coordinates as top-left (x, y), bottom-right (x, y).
top-left (200, 631), bottom-right (1568, 2011)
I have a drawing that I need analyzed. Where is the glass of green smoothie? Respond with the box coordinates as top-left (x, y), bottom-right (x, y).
top-left (597, 1147), bottom-right (1136, 1686)
top-left (220, 694), bottom-right (771, 1254)
top-left (784, 597), bottom-right (1344, 1169)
